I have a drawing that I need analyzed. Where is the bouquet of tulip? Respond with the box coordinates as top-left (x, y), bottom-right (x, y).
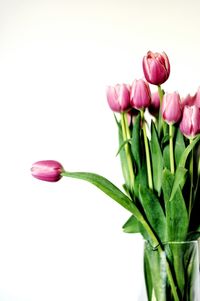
top-left (31, 51), bottom-right (200, 301)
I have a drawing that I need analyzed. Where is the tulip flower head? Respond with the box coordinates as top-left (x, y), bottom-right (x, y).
top-left (31, 160), bottom-right (63, 182)
top-left (193, 87), bottom-right (200, 108)
top-left (181, 94), bottom-right (196, 108)
top-left (149, 91), bottom-right (160, 115)
top-left (161, 92), bottom-right (182, 124)
top-left (142, 51), bottom-right (170, 85)
top-left (106, 84), bottom-right (131, 112)
top-left (130, 79), bottom-right (151, 110)
top-left (180, 105), bottom-right (200, 138)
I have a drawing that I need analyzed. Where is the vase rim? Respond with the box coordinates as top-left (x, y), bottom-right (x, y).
top-left (144, 239), bottom-right (199, 246)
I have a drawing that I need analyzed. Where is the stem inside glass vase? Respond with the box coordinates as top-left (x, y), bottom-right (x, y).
top-left (143, 240), bottom-right (200, 301)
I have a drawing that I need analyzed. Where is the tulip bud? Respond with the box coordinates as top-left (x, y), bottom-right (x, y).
top-left (130, 79), bottom-right (151, 110)
top-left (149, 91), bottom-right (160, 115)
top-left (179, 105), bottom-right (200, 138)
top-left (161, 92), bottom-right (182, 124)
top-left (31, 160), bottom-right (63, 182)
top-left (142, 51), bottom-right (170, 85)
top-left (106, 84), bottom-right (131, 112)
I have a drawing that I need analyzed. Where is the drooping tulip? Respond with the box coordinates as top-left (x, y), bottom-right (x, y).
top-left (31, 160), bottom-right (63, 182)
top-left (130, 79), bottom-right (151, 110)
top-left (179, 105), bottom-right (200, 138)
top-left (142, 51), bottom-right (170, 85)
top-left (161, 92), bottom-right (182, 124)
top-left (106, 84), bottom-right (131, 112)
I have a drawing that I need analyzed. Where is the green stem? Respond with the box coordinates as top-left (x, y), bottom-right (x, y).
top-left (141, 110), bottom-right (153, 190)
top-left (188, 139), bottom-right (194, 217)
top-left (127, 206), bottom-right (180, 301)
top-left (169, 124), bottom-right (175, 174)
top-left (158, 85), bottom-right (163, 104)
top-left (164, 258), bottom-right (180, 301)
top-left (121, 113), bottom-right (135, 193)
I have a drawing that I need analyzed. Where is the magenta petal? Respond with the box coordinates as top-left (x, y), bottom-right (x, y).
top-left (31, 160), bottom-right (63, 182)
top-left (142, 51), bottom-right (170, 85)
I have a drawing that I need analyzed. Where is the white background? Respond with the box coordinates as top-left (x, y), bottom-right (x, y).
top-left (0, 0), bottom-right (200, 300)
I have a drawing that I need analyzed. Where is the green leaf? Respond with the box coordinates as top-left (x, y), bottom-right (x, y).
top-left (144, 244), bottom-right (167, 301)
top-left (131, 114), bottom-right (141, 170)
top-left (139, 186), bottom-right (166, 242)
top-left (162, 169), bottom-right (189, 242)
top-left (163, 144), bottom-right (170, 170)
top-left (174, 128), bottom-right (186, 167)
top-left (122, 215), bottom-right (140, 233)
top-left (134, 159), bottom-right (148, 199)
top-left (169, 135), bottom-right (200, 202)
top-left (116, 138), bottom-right (131, 157)
top-left (143, 247), bottom-right (153, 301)
top-left (164, 243), bottom-right (185, 297)
top-left (118, 122), bottom-right (130, 188)
top-left (178, 134), bottom-right (200, 168)
top-left (161, 134), bottom-right (170, 146)
top-left (162, 169), bottom-right (172, 202)
top-left (170, 167), bottom-right (188, 201)
top-left (150, 122), bottom-right (163, 195)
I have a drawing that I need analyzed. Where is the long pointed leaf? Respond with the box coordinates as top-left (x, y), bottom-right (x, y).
top-left (162, 169), bottom-right (189, 242)
top-left (169, 135), bottom-right (200, 202)
top-left (116, 138), bottom-right (131, 156)
top-left (139, 186), bottom-right (166, 242)
top-left (150, 122), bottom-right (163, 195)
top-left (131, 114), bottom-right (141, 170)
top-left (178, 134), bottom-right (200, 168)
top-left (122, 215), bottom-right (140, 233)
top-left (174, 128), bottom-right (186, 167)
top-left (118, 122), bottom-right (130, 190)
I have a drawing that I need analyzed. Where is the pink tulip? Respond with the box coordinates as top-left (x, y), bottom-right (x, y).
top-left (181, 94), bottom-right (196, 108)
top-left (130, 79), bottom-right (151, 110)
top-left (193, 87), bottom-right (200, 108)
top-left (31, 160), bottom-right (63, 182)
top-left (180, 105), bottom-right (200, 138)
top-left (106, 84), bottom-right (131, 112)
top-left (142, 51), bottom-right (170, 85)
top-left (161, 92), bottom-right (182, 124)
top-left (149, 91), bottom-right (160, 115)
top-left (181, 88), bottom-right (200, 109)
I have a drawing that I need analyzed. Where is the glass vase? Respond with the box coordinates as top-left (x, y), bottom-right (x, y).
top-left (143, 240), bottom-right (200, 301)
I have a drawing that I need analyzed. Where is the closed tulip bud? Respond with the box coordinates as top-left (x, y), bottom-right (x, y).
top-left (130, 79), bottom-right (151, 110)
top-left (31, 160), bottom-right (63, 182)
top-left (149, 91), bottom-right (160, 115)
top-left (161, 92), bottom-right (182, 124)
top-left (106, 84), bottom-right (131, 112)
top-left (142, 51), bottom-right (170, 85)
top-left (180, 105), bottom-right (200, 138)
